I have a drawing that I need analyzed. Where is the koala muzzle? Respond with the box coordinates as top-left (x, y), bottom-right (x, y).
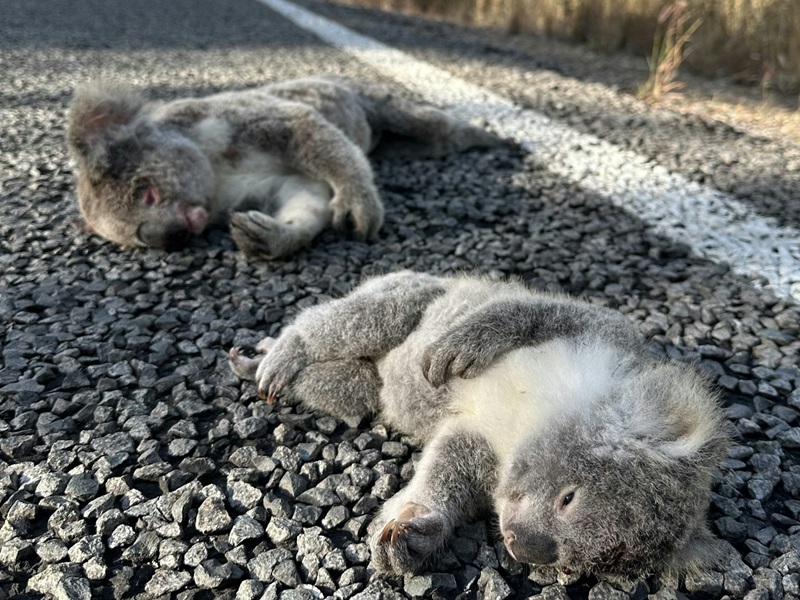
top-left (137, 221), bottom-right (192, 251)
top-left (504, 530), bottom-right (558, 565)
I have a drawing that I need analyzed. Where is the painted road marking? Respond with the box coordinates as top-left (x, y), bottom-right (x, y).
top-left (257, 0), bottom-right (800, 301)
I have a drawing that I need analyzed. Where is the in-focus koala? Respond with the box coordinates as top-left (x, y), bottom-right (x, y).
top-left (228, 271), bottom-right (730, 579)
top-left (67, 77), bottom-right (504, 258)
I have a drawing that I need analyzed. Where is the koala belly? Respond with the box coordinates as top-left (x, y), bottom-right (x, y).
top-left (445, 339), bottom-right (624, 462)
top-left (213, 149), bottom-right (331, 213)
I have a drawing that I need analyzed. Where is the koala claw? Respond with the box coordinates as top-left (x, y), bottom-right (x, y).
top-left (228, 346), bottom-right (263, 381)
top-left (371, 501), bottom-right (446, 574)
top-left (421, 346), bottom-right (478, 388)
top-left (379, 519), bottom-right (412, 545)
top-left (331, 188), bottom-right (383, 242)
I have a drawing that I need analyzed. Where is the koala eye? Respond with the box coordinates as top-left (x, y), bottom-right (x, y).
top-left (142, 187), bottom-right (160, 207)
top-left (556, 488), bottom-right (579, 514)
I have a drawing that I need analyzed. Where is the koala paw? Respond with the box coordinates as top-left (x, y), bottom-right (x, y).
top-left (229, 211), bottom-right (291, 260)
top-left (228, 337), bottom-right (276, 381)
top-left (370, 502), bottom-right (447, 575)
top-left (421, 330), bottom-right (495, 388)
top-left (330, 185), bottom-right (384, 242)
top-left (253, 333), bottom-right (309, 404)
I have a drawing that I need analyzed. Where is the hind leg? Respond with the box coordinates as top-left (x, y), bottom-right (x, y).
top-left (290, 358), bottom-right (381, 418)
top-left (366, 95), bottom-right (509, 158)
top-left (229, 342), bottom-right (380, 417)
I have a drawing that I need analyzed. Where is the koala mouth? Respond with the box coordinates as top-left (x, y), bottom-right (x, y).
top-left (175, 204), bottom-right (209, 235)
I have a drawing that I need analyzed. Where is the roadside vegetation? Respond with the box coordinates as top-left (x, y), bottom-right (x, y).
top-left (332, 0), bottom-right (800, 97)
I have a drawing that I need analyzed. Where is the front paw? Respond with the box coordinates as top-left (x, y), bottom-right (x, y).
top-left (369, 502), bottom-right (447, 575)
top-left (228, 337), bottom-right (276, 381)
top-left (421, 330), bottom-right (494, 388)
top-left (253, 334), bottom-right (308, 404)
top-left (229, 211), bottom-right (290, 259)
top-left (330, 185), bottom-right (384, 241)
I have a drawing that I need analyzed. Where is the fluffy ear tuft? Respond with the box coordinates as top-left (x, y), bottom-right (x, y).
top-left (67, 82), bottom-right (146, 166)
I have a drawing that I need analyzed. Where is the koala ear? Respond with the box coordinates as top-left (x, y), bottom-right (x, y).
top-left (67, 82), bottom-right (146, 168)
top-left (625, 365), bottom-right (730, 463)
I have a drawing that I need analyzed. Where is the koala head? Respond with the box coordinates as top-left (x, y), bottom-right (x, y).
top-left (67, 83), bottom-right (215, 251)
top-left (495, 364), bottom-right (729, 579)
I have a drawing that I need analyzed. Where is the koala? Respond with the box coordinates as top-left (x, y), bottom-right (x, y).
top-left (67, 76), bottom-right (504, 258)
top-left (228, 271), bottom-right (730, 580)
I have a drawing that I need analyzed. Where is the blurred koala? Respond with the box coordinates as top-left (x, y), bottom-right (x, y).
top-left (228, 271), bottom-right (731, 580)
top-left (67, 76), bottom-right (505, 258)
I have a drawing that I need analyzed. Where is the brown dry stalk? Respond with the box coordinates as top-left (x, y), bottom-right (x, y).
top-left (330, 0), bottom-right (800, 97)
top-left (637, 1), bottom-right (702, 104)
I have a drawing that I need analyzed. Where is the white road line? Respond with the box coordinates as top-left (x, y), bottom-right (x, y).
top-left (258, 0), bottom-right (800, 301)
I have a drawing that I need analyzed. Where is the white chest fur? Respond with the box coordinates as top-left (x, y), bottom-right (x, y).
top-left (448, 340), bottom-right (623, 461)
top-left (192, 117), bottom-right (295, 211)
top-left (213, 150), bottom-right (292, 210)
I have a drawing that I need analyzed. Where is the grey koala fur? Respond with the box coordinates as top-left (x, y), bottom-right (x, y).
top-left (67, 76), bottom-right (504, 258)
top-left (228, 271), bottom-right (731, 580)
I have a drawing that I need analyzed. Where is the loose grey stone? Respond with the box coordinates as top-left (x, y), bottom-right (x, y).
top-left (229, 515), bottom-right (265, 546)
top-left (196, 496), bottom-right (233, 533)
top-left (753, 568), bottom-right (784, 599)
top-left (91, 432), bottom-right (134, 455)
top-left (236, 579), bottom-right (265, 600)
top-left (783, 573), bottom-right (800, 595)
top-left (293, 504), bottom-right (323, 525)
top-left (248, 548), bottom-right (293, 582)
top-left (49, 506), bottom-right (87, 543)
top-left (36, 537), bottom-right (69, 563)
top-left (343, 543), bottom-right (370, 565)
top-left (273, 558), bottom-right (301, 587)
top-left (81, 493), bottom-right (114, 518)
top-left (279, 471), bottom-right (309, 497)
top-left (266, 516), bottom-right (302, 546)
top-left (67, 535), bottom-right (103, 563)
top-left (322, 506), bottom-right (350, 530)
top-left (36, 472), bottom-right (69, 497)
top-left (297, 487), bottom-right (340, 508)
top-left (684, 570), bottom-right (724, 595)
top-left (772, 551), bottom-right (800, 575)
top-left (29, 565), bottom-right (91, 600)
top-left (64, 473), bottom-right (99, 500)
top-left (185, 542), bottom-right (209, 568)
top-left (145, 569), bottom-right (192, 596)
top-left (120, 530), bottom-right (158, 562)
top-left (0, 537), bottom-right (34, 565)
top-left (235, 417), bottom-right (270, 439)
top-left (195, 558), bottom-right (243, 589)
top-left (477, 567), bottom-right (512, 600)
top-left (322, 549), bottom-right (348, 572)
top-left (743, 589), bottom-right (771, 600)
top-left (588, 581), bottom-right (629, 600)
top-left (227, 481), bottom-right (263, 512)
top-left (540, 584), bottom-right (571, 600)
top-left (83, 556), bottom-right (107, 580)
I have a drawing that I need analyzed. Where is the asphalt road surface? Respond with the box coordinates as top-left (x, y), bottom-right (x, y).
top-left (1, 1), bottom-right (799, 599)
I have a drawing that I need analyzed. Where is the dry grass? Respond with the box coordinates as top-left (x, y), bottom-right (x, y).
top-left (637, 2), bottom-right (702, 103)
top-left (333, 0), bottom-right (800, 94)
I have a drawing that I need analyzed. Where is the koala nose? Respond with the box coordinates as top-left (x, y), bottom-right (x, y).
top-left (506, 532), bottom-right (558, 566)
